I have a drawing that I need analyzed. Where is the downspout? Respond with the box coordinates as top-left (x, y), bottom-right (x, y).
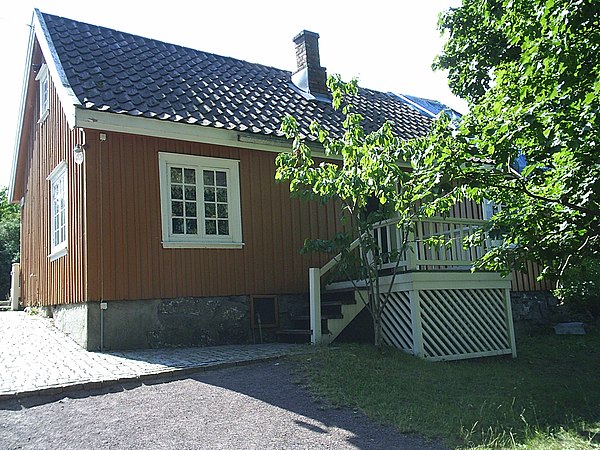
top-left (99, 132), bottom-right (106, 351)
top-left (80, 128), bottom-right (90, 346)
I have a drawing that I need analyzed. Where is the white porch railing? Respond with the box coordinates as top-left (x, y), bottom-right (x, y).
top-left (373, 216), bottom-right (490, 271)
top-left (308, 216), bottom-right (493, 345)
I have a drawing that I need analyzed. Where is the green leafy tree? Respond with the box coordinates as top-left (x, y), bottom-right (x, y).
top-left (0, 187), bottom-right (20, 299)
top-left (555, 257), bottom-right (600, 317)
top-left (276, 76), bottom-right (442, 346)
top-left (413, 0), bottom-right (599, 286)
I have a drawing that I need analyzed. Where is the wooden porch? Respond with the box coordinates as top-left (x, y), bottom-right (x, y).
top-left (308, 217), bottom-right (517, 361)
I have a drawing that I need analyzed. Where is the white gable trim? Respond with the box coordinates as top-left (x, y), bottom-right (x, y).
top-left (9, 10), bottom-right (82, 201)
top-left (33, 9), bottom-right (80, 127)
top-left (8, 15), bottom-right (36, 202)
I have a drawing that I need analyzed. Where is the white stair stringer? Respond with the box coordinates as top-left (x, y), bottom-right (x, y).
top-left (322, 289), bottom-right (368, 345)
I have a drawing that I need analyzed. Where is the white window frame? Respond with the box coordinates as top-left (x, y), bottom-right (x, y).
top-left (158, 152), bottom-right (243, 249)
top-left (48, 161), bottom-right (68, 260)
top-left (35, 64), bottom-right (50, 123)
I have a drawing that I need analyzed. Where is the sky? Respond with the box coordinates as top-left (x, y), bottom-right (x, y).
top-left (0, 0), bottom-right (465, 188)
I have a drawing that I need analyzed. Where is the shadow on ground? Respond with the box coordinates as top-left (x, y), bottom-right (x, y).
top-left (0, 360), bottom-right (447, 449)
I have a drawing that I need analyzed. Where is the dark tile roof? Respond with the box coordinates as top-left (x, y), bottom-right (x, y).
top-left (39, 11), bottom-right (432, 141)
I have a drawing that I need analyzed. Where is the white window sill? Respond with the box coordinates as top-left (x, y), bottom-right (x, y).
top-left (48, 247), bottom-right (67, 261)
top-left (162, 241), bottom-right (245, 249)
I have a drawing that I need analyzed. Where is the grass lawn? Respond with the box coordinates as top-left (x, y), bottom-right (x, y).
top-left (296, 324), bottom-right (600, 449)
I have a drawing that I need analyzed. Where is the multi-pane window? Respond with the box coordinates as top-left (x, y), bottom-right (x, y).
top-left (35, 64), bottom-right (50, 121)
top-left (48, 162), bottom-right (68, 259)
top-left (202, 169), bottom-right (230, 236)
top-left (170, 167), bottom-right (198, 235)
top-left (159, 153), bottom-right (242, 248)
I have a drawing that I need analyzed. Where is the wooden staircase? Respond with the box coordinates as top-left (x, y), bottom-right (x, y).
top-left (277, 288), bottom-right (366, 344)
top-left (0, 299), bottom-right (12, 312)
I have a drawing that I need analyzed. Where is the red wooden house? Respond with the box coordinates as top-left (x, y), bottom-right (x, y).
top-left (10, 10), bottom-right (550, 355)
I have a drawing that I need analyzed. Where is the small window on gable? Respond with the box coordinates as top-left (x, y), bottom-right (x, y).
top-left (35, 64), bottom-right (50, 122)
top-left (158, 153), bottom-right (243, 249)
top-left (48, 161), bottom-right (68, 260)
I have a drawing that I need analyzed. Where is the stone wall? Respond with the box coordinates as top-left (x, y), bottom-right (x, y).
top-left (151, 296), bottom-right (252, 348)
top-left (53, 294), bottom-right (308, 351)
top-left (511, 290), bottom-right (558, 323)
top-left (510, 290), bottom-right (563, 337)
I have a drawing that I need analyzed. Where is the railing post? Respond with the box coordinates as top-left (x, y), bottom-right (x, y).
top-left (10, 262), bottom-right (21, 311)
top-left (504, 286), bottom-right (517, 358)
top-left (406, 228), bottom-right (417, 271)
top-left (309, 267), bottom-right (322, 345)
top-left (410, 287), bottom-right (424, 357)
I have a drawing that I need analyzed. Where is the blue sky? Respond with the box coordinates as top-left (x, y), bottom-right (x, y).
top-left (0, 0), bottom-right (464, 188)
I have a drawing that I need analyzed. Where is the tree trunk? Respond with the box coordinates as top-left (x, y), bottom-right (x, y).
top-left (373, 314), bottom-right (382, 347)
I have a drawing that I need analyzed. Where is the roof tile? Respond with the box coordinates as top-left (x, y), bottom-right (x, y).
top-left (40, 11), bottom-right (432, 141)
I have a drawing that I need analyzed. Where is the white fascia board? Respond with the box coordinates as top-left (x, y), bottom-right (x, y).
top-left (8, 15), bottom-right (36, 202)
top-left (73, 108), bottom-right (337, 159)
top-left (33, 9), bottom-right (80, 127)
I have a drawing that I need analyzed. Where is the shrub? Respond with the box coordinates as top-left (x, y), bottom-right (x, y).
top-left (555, 258), bottom-right (600, 318)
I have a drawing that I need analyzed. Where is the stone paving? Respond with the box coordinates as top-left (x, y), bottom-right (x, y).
top-left (0, 311), bottom-right (303, 400)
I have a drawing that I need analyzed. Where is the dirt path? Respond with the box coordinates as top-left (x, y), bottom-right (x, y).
top-left (0, 361), bottom-right (446, 449)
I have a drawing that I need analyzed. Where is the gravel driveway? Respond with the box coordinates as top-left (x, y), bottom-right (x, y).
top-left (0, 361), bottom-right (446, 449)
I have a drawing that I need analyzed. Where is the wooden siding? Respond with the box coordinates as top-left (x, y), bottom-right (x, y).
top-left (18, 47), bottom-right (86, 307)
top-left (83, 131), bottom-right (344, 302)
top-left (512, 261), bottom-right (553, 292)
top-left (79, 131), bottom-right (548, 303)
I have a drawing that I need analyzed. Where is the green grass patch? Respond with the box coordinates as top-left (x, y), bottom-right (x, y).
top-left (296, 325), bottom-right (600, 449)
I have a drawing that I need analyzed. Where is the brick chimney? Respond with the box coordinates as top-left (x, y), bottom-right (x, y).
top-left (291, 30), bottom-right (328, 97)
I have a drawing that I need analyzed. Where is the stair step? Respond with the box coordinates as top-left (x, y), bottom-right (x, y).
top-left (277, 288), bottom-right (363, 344)
top-left (321, 300), bottom-right (343, 306)
top-left (324, 287), bottom-right (357, 293)
top-left (276, 329), bottom-right (312, 335)
top-left (276, 328), bottom-right (312, 344)
top-left (322, 290), bottom-right (357, 305)
top-left (295, 314), bottom-right (343, 321)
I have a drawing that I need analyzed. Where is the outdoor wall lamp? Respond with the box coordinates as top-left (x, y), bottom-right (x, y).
top-left (73, 144), bottom-right (85, 165)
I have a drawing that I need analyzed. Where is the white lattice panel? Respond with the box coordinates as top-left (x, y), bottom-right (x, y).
top-left (418, 288), bottom-right (512, 361)
top-left (381, 291), bottom-right (413, 351)
top-left (379, 272), bottom-right (516, 361)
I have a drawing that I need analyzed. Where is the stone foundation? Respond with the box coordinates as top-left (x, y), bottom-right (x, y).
top-left (510, 291), bottom-right (557, 322)
top-left (52, 294), bottom-right (307, 351)
top-left (52, 303), bottom-right (89, 348)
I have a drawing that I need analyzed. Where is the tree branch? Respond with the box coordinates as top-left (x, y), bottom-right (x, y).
top-left (457, 169), bottom-right (600, 217)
